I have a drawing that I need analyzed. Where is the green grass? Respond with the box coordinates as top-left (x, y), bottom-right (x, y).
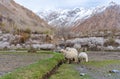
top-left (50, 60), bottom-right (120, 79)
top-left (50, 64), bottom-right (92, 79)
top-left (0, 50), bottom-right (53, 54)
top-left (0, 52), bottom-right (64, 79)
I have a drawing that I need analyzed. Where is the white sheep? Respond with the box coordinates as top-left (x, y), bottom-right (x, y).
top-left (60, 48), bottom-right (78, 63)
top-left (78, 52), bottom-right (88, 63)
top-left (65, 47), bottom-right (78, 53)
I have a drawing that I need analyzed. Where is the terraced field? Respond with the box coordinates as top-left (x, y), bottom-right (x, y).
top-left (50, 51), bottom-right (120, 79)
top-left (0, 51), bottom-right (120, 79)
top-left (0, 51), bottom-right (53, 76)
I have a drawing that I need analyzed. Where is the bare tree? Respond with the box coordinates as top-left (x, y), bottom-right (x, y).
top-left (55, 26), bottom-right (71, 41)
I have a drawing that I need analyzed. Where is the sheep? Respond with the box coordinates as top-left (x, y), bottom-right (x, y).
top-left (60, 48), bottom-right (78, 64)
top-left (65, 47), bottom-right (78, 53)
top-left (78, 52), bottom-right (88, 63)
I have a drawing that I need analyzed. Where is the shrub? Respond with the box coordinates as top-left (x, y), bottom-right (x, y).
top-left (104, 38), bottom-right (119, 47)
top-left (28, 47), bottom-right (37, 53)
top-left (24, 28), bottom-right (31, 34)
top-left (19, 33), bottom-right (30, 43)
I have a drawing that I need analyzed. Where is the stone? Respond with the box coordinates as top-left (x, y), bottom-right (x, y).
top-left (109, 70), bottom-right (120, 73)
top-left (80, 73), bottom-right (85, 76)
top-left (108, 74), bottom-right (111, 77)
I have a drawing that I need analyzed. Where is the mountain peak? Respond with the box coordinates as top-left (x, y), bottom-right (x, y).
top-left (109, 1), bottom-right (117, 6)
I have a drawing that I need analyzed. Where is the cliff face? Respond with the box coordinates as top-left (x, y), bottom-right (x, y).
top-left (0, 0), bottom-right (50, 33)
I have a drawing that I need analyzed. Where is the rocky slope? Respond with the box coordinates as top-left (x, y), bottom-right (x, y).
top-left (0, 0), bottom-right (50, 33)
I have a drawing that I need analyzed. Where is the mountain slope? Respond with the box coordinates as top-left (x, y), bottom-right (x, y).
top-left (0, 0), bottom-right (50, 33)
top-left (72, 2), bottom-right (120, 34)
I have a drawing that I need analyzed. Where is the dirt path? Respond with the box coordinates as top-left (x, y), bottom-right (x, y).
top-left (75, 51), bottom-right (120, 79)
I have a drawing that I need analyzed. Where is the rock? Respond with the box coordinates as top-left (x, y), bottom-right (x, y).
top-left (80, 73), bottom-right (85, 76)
top-left (108, 74), bottom-right (111, 77)
top-left (32, 40), bottom-right (40, 44)
top-left (0, 30), bottom-right (2, 34)
top-left (10, 44), bottom-right (16, 49)
top-left (39, 44), bottom-right (55, 50)
top-left (115, 39), bottom-right (120, 45)
top-left (3, 38), bottom-right (8, 41)
top-left (25, 45), bottom-right (30, 49)
top-left (105, 46), bottom-right (114, 50)
top-left (32, 44), bottom-right (41, 49)
top-left (73, 43), bottom-right (81, 50)
top-left (0, 42), bottom-right (10, 49)
top-left (16, 44), bottom-right (22, 49)
top-left (109, 70), bottom-right (120, 73)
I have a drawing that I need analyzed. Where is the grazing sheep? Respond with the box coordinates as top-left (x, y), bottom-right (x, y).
top-left (60, 48), bottom-right (78, 64)
top-left (78, 52), bottom-right (88, 63)
top-left (65, 47), bottom-right (78, 53)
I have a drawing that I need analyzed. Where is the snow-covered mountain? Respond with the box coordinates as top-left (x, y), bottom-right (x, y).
top-left (37, 8), bottom-right (94, 27)
top-left (37, 1), bottom-right (117, 28)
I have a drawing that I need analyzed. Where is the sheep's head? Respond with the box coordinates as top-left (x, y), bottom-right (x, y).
top-left (60, 49), bottom-right (67, 55)
top-left (65, 47), bottom-right (71, 51)
top-left (60, 49), bottom-right (65, 53)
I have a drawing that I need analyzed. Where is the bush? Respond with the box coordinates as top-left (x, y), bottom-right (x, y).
top-left (19, 33), bottom-right (30, 43)
top-left (24, 28), bottom-right (31, 34)
top-left (104, 38), bottom-right (119, 47)
top-left (28, 47), bottom-right (37, 53)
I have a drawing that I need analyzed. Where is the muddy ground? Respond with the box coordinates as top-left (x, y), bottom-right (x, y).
top-left (0, 52), bottom-right (53, 76)
top-left (75, 51), bottom-right (120, 79)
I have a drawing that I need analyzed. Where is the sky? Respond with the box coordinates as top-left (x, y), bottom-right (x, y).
top-left (14, 0), bottom-right (120, 12)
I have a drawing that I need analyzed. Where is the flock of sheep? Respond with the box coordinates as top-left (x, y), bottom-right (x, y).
top-left (60, 47), bottom-right (88, 64)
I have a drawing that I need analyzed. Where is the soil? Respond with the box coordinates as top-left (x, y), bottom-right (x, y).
top-left (75, 51), bottom-right (120, 79)
top-left (0, 52), bottom-right (53, 76)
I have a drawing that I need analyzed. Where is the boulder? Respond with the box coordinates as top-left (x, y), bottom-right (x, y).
top-left (0, 42), bottom-right (10, 49)
top-left (32, 44), bottom-right (41, 49)
top-left (109, 70), bottom-right (120, 73)
top-left (80, 73), bottom-right (86, 76)
top-left (39, 44), bottom-right (55, 50)
top-left (16, 44), bottom-right (22, 49)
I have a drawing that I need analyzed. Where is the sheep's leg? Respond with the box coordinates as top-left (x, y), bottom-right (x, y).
top-left (74, 57), bottom-right (78, 63)
top-left (73, 58), bottom-right (75, 61)
top-left (86, 57), bottom-right (88, 62)
top-left (65, 57), bottom-right (67, 62)
top-left (78, 59), bottom-right (80, 63)
top-left (68, 59), bottom-right (71, 64)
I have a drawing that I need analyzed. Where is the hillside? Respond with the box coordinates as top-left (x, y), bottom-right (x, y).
top-left (72, 2), bottom-right (120, 35)
top-left (0, 0), bottom-right (50, 33)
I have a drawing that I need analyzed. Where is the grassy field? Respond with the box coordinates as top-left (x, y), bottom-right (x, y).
top-left (49, 60), bottom-right (120, 79)
top-left (0, 51), bottom-right (64, 79)
top-left (0, 51), bottom-right (120, 79)
top-left (50, 64), bottom-right (92, 79)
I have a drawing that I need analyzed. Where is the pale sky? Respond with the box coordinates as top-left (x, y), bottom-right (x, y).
top-left (14, 0), bottom-right (120, 12)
